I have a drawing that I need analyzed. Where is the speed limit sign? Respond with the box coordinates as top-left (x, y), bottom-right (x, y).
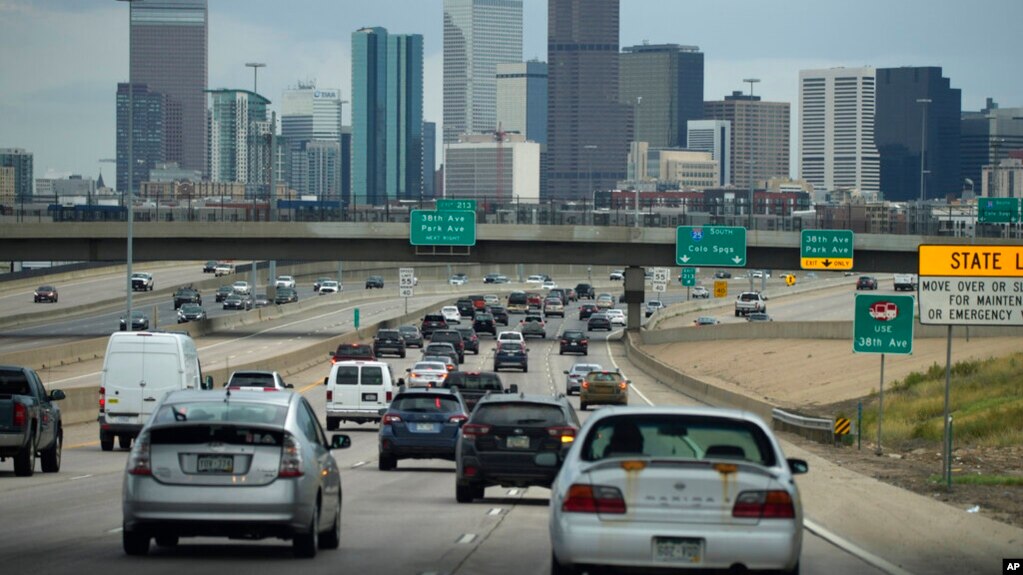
top-left (652, 282), bottom-right (667, 293)
top-left (399, 286), bottom-right (413, 298)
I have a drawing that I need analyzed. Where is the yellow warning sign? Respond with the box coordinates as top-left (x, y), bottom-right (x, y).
top-left (783, 273), bottom-right (797, 286)
top-left (800, 257), bottom-right (853, 270)
top-left (834, 418), bottom-right (851, 435)
top-left (918, 244), bottom-right (1023, 277)
top-left (713, 280), bottom-right (728, 298)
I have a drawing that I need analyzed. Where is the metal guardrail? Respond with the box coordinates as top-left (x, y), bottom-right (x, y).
top-left (772, 407), bottom-right (833, 431)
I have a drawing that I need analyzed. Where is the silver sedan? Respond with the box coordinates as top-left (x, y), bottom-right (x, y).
top-left (548, 406), bottom-right (807, 574)
top-left (122, 389), bottom-right (351, 558)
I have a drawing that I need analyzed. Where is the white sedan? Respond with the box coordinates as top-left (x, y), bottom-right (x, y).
top-left (441, 306), bottom-right (462, 324)
top-left (541, 280), bottom-right (558, 290)
top-left (231, 281), bottom-right (251, 295)
top-left (549, 406), bottom-right (807, 574)
top-left (405, 361), bottom-right (449, 388)
top-left (605, 308), bottom-right (626, 326)
top-left (526, 275), bottom-right (545, 284)
top-left (275, 275), bottom-right (296, 289)
top-left (691, 285), bottom-right (710, 299)
top-left (318, 280), bottom-right (341, 295)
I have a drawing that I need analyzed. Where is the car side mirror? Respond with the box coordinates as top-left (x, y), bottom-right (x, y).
top-left (285, 383), bottom-right (294, 389)
top-left (49, 389), bottom-right (66, 401)
top-left (323, 376), bottom-right (329, 386)
top-left (397, 377), bottom-right (405, 386)
top-left (788, 458), bottom-right (809, 475)
top-left (406, 368), bottom-right (412, 372)
top-left (507, 384), bottom-right (519, 394)
top-left (563, 370), bottom-right (569, 374)
top-left (330, 434), bottom-right (351, 450)
top-left (201, 375), bottom-right (214, 390)
top-left (328, 351), bottom-right (335, 358)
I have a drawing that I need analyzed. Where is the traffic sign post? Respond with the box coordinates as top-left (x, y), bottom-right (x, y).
top-left (675, 226), bottom-right (746, 267)
top-left (399, 268), bottom-right (415, 314)
top-left (800, 229), bottom-right (854, 270)
top-left (410, 210), bottom-right (477, 246)
top-left (651, 267), bottom-right (669, 301)
top-left (437, 199), bottom-right (478, 212)
top-left (680, 267), bottom-right (696, 287)
top-left (977, 197), bottom-right (1019, 224)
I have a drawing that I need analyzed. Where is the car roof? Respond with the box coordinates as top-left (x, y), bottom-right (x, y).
top-left (395, 387), bottom-right (460, 398)
top-left (165, 389), bottom-right (295, 407)
top-left (475, 392), bottom-right (567, 407)
top-left (581, 405), bottom-right (769, 428)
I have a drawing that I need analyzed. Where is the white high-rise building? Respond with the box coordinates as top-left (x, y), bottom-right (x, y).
top-left (444, 133), bottom-right (540, 203)
top-left (281, 85), bottom-right (344, 143)
top-left (496, 61), bottom-right (547, 144)
top-left (799, 67), bottom-right (879, 194)
top-left (687, 120), bottom-right (731, 186)
top-left (443, 0), bottom-right (523, 144)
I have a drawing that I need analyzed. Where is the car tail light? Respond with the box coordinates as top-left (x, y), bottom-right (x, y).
top-left (547, 426), bottom-right (576, 443)
top-left (732, 490), bottom-right (795, 519)
top-left (448, 414), bottom-right (468, 424)
top-left (13, 402), bottom-right (27, 427)
top-left (326, 389), bottom-right (333, 402)
top-left (127, 431), bottom-right (152, 476)
top-left (463, 465), bottom-right (478, 477)
top-left (618, 381), bottom-right (628, 390)
top-left (581, 339), bottom-right (588, 345)
top-left (562, 484), bottom-right (626, 514)
top-left (386, 391), bottom-right (393, 402)
top-left (98, 386), bottom-right (106, 413)
top-left (382, 413), bottom-right (403, 425)
top-left (278, 433), bottom-right (305, 478)
top-left (581, 381), bottom-right (590, 389)
top-left (462, 423), bottom-right (491, 439)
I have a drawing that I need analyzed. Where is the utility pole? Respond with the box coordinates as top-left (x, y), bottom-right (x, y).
top-left (117, 0), bottom-right (141, 330)
top-left (917, 98), bottom-right (931, 235)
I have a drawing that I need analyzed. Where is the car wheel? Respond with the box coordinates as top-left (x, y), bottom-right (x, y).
top-left (100, 432), bottom-right (114, 452)
top-left (400, 352), bottom-right (406, 359)
top-left (493, 365), bottom-right (500, 372)
top-left (13, 433), bottom-right (36, 477)
top-left (155, 535), bottom-right (179, 548)
top-left (559, 350), bottom-right (564, 355)
top-left (580, 403), bottom-right (588, 411)
top-left (119, 434), bottom-right (133, 449)
top-left (123, 529), bottom-right (150, 555)
top-left (551, 551), bottom-right (577, 575)
top-left (379, 453), bottom-right (397, 471)
top-left (523, 365), bottom-right (528, 373)
top-left (456, 482), bottom-right (479, 503)
top-left (40, 428), bottom-right (62, 472)
top-left (293, 505), bottom-right (319, 558)
top-left (318, 498), bottom-right (342, 550)
top-left (326, 417), bottom-right (340, 431)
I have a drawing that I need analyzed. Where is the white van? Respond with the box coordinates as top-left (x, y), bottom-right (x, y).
top-left (324, 360), bottom-right (404, 430)
top-left (98, 331), bottom-right (212, 451)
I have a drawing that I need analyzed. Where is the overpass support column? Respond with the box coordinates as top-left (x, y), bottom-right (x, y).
top-left (623, 266), bottom-right (645, 331)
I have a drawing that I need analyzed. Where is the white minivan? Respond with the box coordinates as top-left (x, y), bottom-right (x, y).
top-left (98, 331), bottom-right (212, 451)
top-left (324, 360), bottom-right (404, 430)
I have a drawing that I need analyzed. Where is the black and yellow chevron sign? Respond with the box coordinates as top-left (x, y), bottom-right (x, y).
top-left (834, 418), bottom-right (851, 435)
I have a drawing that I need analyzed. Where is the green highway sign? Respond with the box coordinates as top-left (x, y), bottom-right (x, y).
top-left (410, 210), bottom-right (477, 246)
top-left (680, 267), bottom-right (696, 287)
top-left (437, 198), bottom-right (478, 212)
top-left (977, 197), bottom-right (1019, 224)
top-left (853, 294), bottom-right (915, 355)
top-left (675, 226), bottom-right (746, 267)
top-left (800, 229), bottom-right (854, 270)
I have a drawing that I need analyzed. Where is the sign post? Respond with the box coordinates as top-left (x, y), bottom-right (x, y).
top-left (800, 229), bottom-right (854, 270)
top-left (399, 267), bottom-right (415, 315)
top-left (854, 293), bottom-right (915, 455)
top-left (675, 226), bottom-right (746, 267)
top-left (918, 244), bottom-right (1023, 489)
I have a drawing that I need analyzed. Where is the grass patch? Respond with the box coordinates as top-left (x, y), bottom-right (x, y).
top-left (861, 354), bottom-right (1023, 450)
top-left (928, 474), bottom-right (1023, 486)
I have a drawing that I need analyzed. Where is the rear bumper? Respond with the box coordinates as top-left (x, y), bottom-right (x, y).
top-left (459, 455), bottom-right (558, 488)
top-left (98, 417), bottom-right (144, 437)
top-left (580, 390), bottom-right (627, 405)
top-left (325, 408), bottom-right (381, 422)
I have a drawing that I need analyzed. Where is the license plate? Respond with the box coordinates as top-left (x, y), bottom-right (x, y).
top-left (653, 537), bottom-right (702, 563)
top-left (107, 415), bottom-right (131, 423)
top-left (362, 393), bottom-right (378, 402)
top-left (506, 435), bottom-right (530, 449)
top-left (413, 423), bottom-right (439, 433)
top-left (197, 454), bottom-right (234, 473)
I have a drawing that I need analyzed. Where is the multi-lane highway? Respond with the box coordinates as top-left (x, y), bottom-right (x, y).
top-left (0, 286), bottom-right (885, 574)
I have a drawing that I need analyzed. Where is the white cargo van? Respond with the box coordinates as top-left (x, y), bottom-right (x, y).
top-left (98, 331), bottom-right (212, 451)
top-left (324, 360), bottom-right (404, 430)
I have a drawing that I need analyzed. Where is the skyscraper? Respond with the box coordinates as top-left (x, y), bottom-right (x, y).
top-left (351, 27), bottom-right (424, 206)
top-left (620, 44), bottom-right (704, 148)
top-left (875, 67), bottom-right (961, 202)
top-left (443, 0), bottom-right (523, 144)
top-left (206, 89), bottom-right (269, 185)
top-left (798, 67), bottom-right (879, 195)
top-left (128, 0), bottom-right (208, 175)
top-left (0, 148), bottom-right (33, 200)
top-left (961, 98), bottom-right (1023, 193)
top-left (547, 0), bottom-right (630, 200)
top-left (423, 121), bottom-right (437, 199)
top-left (704, 91), bottom-right (790, 187)
top-left (496, 61), bottom-right (547, 144)
top-left (280, 84), bottom-right (345, 197)
top-left (687, 120), bottom-right (731, 186)
top-left (116, 83), bottom-right (165, 193)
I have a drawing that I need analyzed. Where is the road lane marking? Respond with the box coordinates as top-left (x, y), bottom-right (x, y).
top-left (107, 527), bottom-right (123, 534)
top-left (351, 461), bottom-right (368, 469)
top-left (604, 336), bottom-right (653, 406)
top-left (506, 488), bottom-right (521, 496)
top-left (486, 507), bottom-right (503, 516)
top-left (804, 519), bottom-right (914, 575)
top-left (299, 379), bottom-right (323, 394)
top-left (71, 474), bottom-right (93, 480)
top-left (67, 440), bottom-right (100, 449)
top-left (456, 533), bottom-right (477, 544)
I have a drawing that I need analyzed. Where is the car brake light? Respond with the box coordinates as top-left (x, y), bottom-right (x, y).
top-left (547, 426), bottom-right (576, 443)
top-left (127, 431), bottom-right (152, 476)
top-left (448, 414), bottom-right (468, 424)
top-left (581, 381), bottom-right (589, 389)
top-left (278, 433), bottom-right (304, 478)
top-left (732, 490), bottom-right (795, 519)
top-left (382, 413), bottom-right (403, 425)
top-left (98, 386), bottom-right (106, 413)
top-left (462, 423), bottom-right (491, 438)
top-left (13, 402), bottom-right (27, 427)
top-left (581, 339), bottom-right (588, 345)
top-left (618, 381), bottom-right (628, 390)
top-left (326, 390), bottom-right (333, 402)
top-left (386, 391), bottom-right (393, 402)
top-left (562, 484), bottom-right (626, 514)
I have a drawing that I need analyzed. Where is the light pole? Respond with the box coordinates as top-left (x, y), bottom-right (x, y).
top-left (917, 98), bottom-right (931, 235)
top-left (245, 62), bottom-right (266, 94)
top-left (743, 78), bottom-right (760, 231)
top-left (245, 63), bottom-right (267, 289)
top-left (118, 0), bottom-right (140, 330)
top-left (584, 145), bottom-right (597, 225)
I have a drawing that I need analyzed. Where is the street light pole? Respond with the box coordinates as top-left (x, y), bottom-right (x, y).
top-left (245, 63), bottom-right (267, 290)
top-left (584, 145), bottom-right (597, 225)
top-left (118, 0), bottom-right (140, 331)
top-left (743, 78), bottom-right (760, 231)
top-left (245, 62), bottom-right (266, 94)
top-left (917, 98), bottom-right (932, 235)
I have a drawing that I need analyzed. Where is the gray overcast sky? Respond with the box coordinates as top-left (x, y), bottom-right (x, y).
top-left (1, 0), bottom-right (1021, 181)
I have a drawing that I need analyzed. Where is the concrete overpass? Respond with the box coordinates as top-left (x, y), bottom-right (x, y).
top-left (1, 221), bottom-right (1013, 272)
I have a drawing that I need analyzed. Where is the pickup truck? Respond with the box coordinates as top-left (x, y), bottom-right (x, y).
top-left (439, 371), bottom-right (517, 411)
top-left (734, 291), bottom-right (767, 316)
top-left (0, 365), bottom-right (65, 476)
top-left (130, 272), bottom-right (154, 292)
top-left (893, 273), bottom-right (918, 292)
top-left (173, 286), bottom-right (202, 310)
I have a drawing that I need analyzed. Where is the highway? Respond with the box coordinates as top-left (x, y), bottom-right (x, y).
top-left (0, 292), bottom-right (884, 574)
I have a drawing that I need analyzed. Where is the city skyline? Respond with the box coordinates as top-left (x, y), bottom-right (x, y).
top-left (1, 0), bottom-right (1021, 182)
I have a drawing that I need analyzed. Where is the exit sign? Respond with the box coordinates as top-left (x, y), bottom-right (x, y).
top-left (409, 210), bottom-right (476, 246)
top-left (437, 199), bottom-right (477, 212)
top-left (801, 229), bottom-right (854, 270)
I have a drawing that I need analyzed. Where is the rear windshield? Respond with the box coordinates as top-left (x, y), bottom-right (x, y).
top-left (474, 403), bottom-right (566, 426)
top-left (229, 373), bottom-right (274, 387)
top-left (149, 425), bottom-right (286, 446)
top-left (0, 371), bottom-right (30, 395)
top-left (508, 293), bottom-right (527, 304)
top-left (498, 343), bottom-right (523, 352)
top-left (444, 372), bottom-right (502, 391)
top-left (740, 293), bottom-right (760, 301)
top-left (332, 365), bottom-right (385, 386)
top-left (152, 401), bottom-right (288, 427)
top-left (336, 345), bottom-right (373, 357)
top-left (391, 394), bottom-right (462, 412)
top-left (579, 414), bottom-right (776, 466)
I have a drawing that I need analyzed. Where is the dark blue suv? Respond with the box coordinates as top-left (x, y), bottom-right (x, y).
top-left (493, 341), bottom-right (529, 372)
top-left (378, 388), bottom-right (469, 471)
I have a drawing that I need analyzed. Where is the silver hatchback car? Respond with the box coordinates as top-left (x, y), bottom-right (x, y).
top-left (122, 389), bottom-right (351, 558)
top-left (548, 406), bottom-right (808, 574)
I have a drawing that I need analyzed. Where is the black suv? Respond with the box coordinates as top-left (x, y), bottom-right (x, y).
top-left (420, 313), bottom-right (449, 338)
top-left (173, 287), bottom-right (202, 310)
top-left (215, 285), bottom-right (234, 302)
top-left (856, 276), bottom-right (878, 290)
top-left (440, 371), bottom-right (516, 411)
top-left (398, 325), bottom-right (424, 348)
top-left (329, 343), bottom-right (376, 364)
top-left (456, 327), bottom-right (480, 355)
top-left (365, 275), bottom-right (385, 289)
top-left (430, 329), bottom-right (466, 363)
top-left (373, 329), bottom-right (407, 358)
top-left (472, 313), bottom-right (497, 336)
top-left (574, 283), bottom-right (595, 299)
top-left (455, 393), bottom-right (579, 502)
top-left (456, 298), bottom-right (476, 319)
top-left (559, 330), bottom-right (588, 355)
top-left (489, 305), bottom-right (509, 326)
